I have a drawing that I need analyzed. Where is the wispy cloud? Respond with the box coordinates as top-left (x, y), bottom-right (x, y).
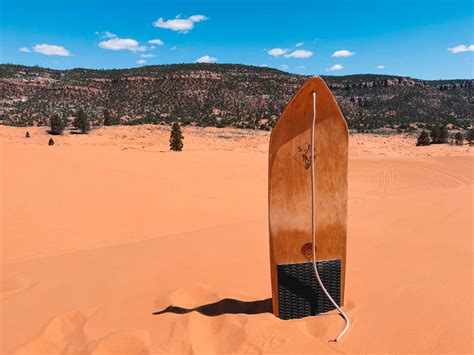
top-left (327, 64), bottom-right (343, 71)
top-left (98, 38), bottom-right (146, 52)
top-left (32, 44), bottom-right (71, 56)
top-left (284, 49), bottom-right (313, 58)
top-left (447, 44), bottom-right (474, 54)
top-left (296, 65), bottom-right (306, 70)
top-left (268, 48), bottom-right (288, 57)
top-left (148, 39), bottom-right (164, 45)
top-left (136, 59), bottom-right (146, 65)
top-left (19, 47), bottom-right (31, 53)
top-left (103, 31), bottom-right (117, 38)
top-left (140, 54), bottom-right (156, 58)
top-left (153, 14), bottom-right (207, 33)
top-left (376, 65), bottom-right (385, 69)
top-left (280, 64), bottom-right (289, 69)
top-left (331, 50), bottom-right (355, 57)
top-left (295, 42), bottom-right (304, 47)
top-left (196, 55), bottom-right (217, 63)
top-left (260, 64), bottom-right (269, 67)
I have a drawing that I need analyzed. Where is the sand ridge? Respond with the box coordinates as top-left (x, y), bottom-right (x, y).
top-left (1, 125), bottom-right (473, 354)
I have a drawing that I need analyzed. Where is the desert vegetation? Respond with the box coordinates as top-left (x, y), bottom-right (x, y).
top-left (0, 64), bottom-right (472, 133)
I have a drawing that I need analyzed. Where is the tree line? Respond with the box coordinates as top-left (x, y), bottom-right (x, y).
top-left (416, 124), bottom-right (474, 146)
top-left (45, 108), bottom-right (184, 151)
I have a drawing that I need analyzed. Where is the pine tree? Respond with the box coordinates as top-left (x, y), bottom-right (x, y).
top-left (49, 114), bottom-right (64, 135)
top-left (416, 130), bottom-right (431, 146)
top-left (73, 109), bottom-right (90, 134)
top-left (169, 122), bottom-right (184, 151)
top-left (454, 132), bottom-right (464, 146)
top-left (48, 138), bottom-right (55, 146)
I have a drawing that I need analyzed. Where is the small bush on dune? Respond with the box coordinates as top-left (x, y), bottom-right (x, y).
top-left (48, 138), bottom-right (55, 146)
top-left (25, 131), bottom-right (30, 138)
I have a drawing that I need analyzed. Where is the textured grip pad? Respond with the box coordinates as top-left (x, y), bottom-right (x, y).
top-left (277, 259), bottom-right (341, 320)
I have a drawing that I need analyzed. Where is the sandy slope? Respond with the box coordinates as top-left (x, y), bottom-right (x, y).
top-left (1, 125), bottom-right (473, 354)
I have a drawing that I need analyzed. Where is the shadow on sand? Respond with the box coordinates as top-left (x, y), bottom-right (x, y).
top-left (153, 298), bottom-right (273, 317)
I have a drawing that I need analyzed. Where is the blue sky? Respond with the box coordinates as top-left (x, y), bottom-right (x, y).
top-left (1, 0), bottom-right (473, 79)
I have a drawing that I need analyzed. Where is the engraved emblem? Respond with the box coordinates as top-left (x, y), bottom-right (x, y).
top-left (293, 143), bottom-right (314, 169)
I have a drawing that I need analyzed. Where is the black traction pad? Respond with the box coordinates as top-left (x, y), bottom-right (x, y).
top-left (277, 259), bottom-right (341, 320)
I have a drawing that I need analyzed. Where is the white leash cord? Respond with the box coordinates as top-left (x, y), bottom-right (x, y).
top-left (311, 91), bottom-right (350, 342)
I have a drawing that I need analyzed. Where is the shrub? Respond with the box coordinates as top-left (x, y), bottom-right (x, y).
top-left (416, 130), bottom-right (431, 146)
top-left (466, 128), bottom-right (474, 146)
top-left (454, 132), bottom-right (464, 146)
top-left (49, 114), bottom-right (64, 135)
top-left (25, 131), bottom-right (30, 138)
top-left (103, 109), bottom-right (118, 126)
top-left (430, 124), bottom-right (448, 144)
top-left (48, 138), bottom-right (55, 146)
top-left (169, 122), bottom-right (184, 151)
top-left (73, 109), bottom-right (90, 134)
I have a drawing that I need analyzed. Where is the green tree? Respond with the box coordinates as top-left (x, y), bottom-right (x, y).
top-left (430, 124), bottom-right (448, 144)
top-left (103, 109), bottom-right (116, 126)
top-left (416, 130), bottom-right (431, 146)
top-left (48, 138), bottom-right (55, 146)
top-left (169, 122), bottom-right (184, 151)
top-left (466, 128), bottom-right (474, 146)
top-left (454, 132), bottom-right (464, 146)
top-left (49, 114), bottom-right (64, 135)
top-left (73, 109), bottom-right (90, 134)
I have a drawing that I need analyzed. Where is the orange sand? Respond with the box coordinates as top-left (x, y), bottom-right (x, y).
top-left (1, 125), bottom-right (473, 354)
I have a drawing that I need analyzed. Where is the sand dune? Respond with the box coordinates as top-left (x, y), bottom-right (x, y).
top-left (1, 125), bottom-right (473, 354)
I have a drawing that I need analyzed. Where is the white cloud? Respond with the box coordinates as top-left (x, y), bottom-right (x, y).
top-left (448, 44), bottom-right (474, 54)
top-left (19, 47), bottom-right (31, 53)
top-left (331, 50), bottom-right (355, 57)
top-left (32, 44), bottom-right (71, 56)
top-left (98, 38), bottom-right (146, 52)
top-left (196, 55), bottom-right (217, 63)
top-left (153, 14), bottom-right (207, 33)
top-left (268, 48), bottom-right (288, 57)
top-left (296, 65), bottom-right (306, 69)
top-left (148, 39), bottom-right (164, 45)
top-left (295, 42), bottom-right (304, 47)
top-left (136, 59), bottom-right (146, 65)
top-left (280, 64), bottom-right (289, 69)
top-left (260, 64), bottom-right (269, 67)
top-left (284, 49), bottom-right (313, 58)
top-left (171, 46), bottom-right (177, 50)
top-left (376, 65), bottom-right (385, 69)
top-left (141, 54), bottom-right (156, 58)
top-left (103, 31), bottom-right (117, 38)
top-left (328, 64), bottom-right (343, 71)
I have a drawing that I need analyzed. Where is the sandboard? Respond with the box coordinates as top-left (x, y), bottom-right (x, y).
top-left (268, 76), bottom-right (348, 319)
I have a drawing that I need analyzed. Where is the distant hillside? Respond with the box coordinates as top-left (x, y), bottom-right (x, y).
top-left (0, 63), bottom-right (472, 131)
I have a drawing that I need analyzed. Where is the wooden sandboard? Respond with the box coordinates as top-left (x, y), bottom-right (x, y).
top-left (268, 76), bottom-right (348, 319)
